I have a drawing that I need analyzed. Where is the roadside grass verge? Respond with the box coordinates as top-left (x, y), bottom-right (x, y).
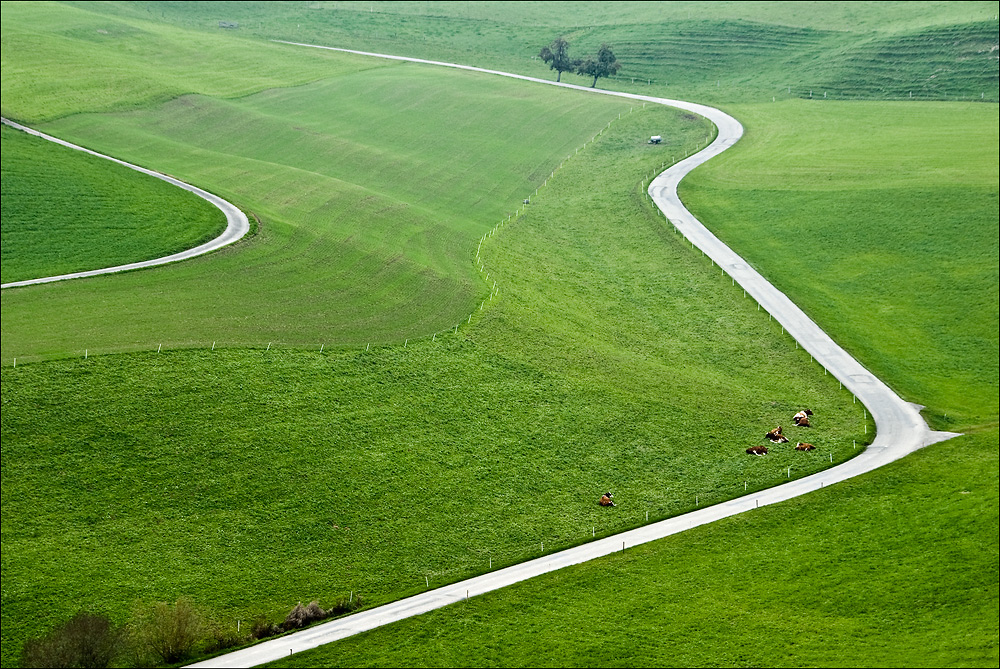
top-left (0, 63), bottom-right (633, 359)
top-left (0, 124), bottom-right (225, 284)
top-left (267, 428), bottom-right (999, 669)
top-left (0, 104), bottom-right (864, 667)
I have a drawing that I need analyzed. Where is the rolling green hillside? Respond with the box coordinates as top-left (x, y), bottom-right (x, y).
top-left (1, 60), bottom-right (637, 359)
top-left (1, 101), bottom-right (866, 668)
top-left (267, 98), bottom-right (1000, 669)
top-left (1, 2), bottom-right (997, 667)
top-left (0, 0), bottom-right (391, 123)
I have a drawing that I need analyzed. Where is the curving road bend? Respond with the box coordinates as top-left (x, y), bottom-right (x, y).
top-left (0, 117), bottom-right (250, 290)
top-left (65, 46), bottom-right (948, 668)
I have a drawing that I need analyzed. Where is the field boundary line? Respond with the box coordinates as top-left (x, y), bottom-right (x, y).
top-left (187, 44), bottom-right (962, 668)
top-left (0, 117), bottom-right (250, 289)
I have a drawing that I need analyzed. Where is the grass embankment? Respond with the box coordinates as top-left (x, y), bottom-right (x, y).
top-left (89, 0), bottom-right (999, 103)
top-left (0, 63), bottom-right (635, 359)
top-left (267, 100), bottom-right (999, 668)
top-left (0, 124), bottom-right (225, 284)
top-left (0, 105), bottom-right (864, 668)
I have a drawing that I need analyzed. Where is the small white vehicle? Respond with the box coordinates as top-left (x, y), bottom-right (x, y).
top-left (649, 135), bottom-right (662, 144)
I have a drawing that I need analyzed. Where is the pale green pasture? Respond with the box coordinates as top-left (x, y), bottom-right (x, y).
top-left (697, 101), bottom-right (998, 190)
top-left (92, 1), bottom-right (999, 104)
top-left (314, 0), bottom-right (994, 32)
top-left (1, 63), bottom-right (634, 360)
top-left (0, 0), bottom-right (391, 123)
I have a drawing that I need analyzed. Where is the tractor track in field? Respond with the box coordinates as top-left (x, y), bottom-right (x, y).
top-left (187, 45), bottom-right (962, 668)
top-left (0, 117), bottom-right (249, 290)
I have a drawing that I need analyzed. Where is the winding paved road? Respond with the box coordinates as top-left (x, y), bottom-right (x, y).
top-left (188, 46), bottom-right (961, 668)
top-left (0, 117), bottom-right (250, 290)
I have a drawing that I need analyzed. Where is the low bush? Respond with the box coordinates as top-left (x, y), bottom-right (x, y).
top-left (202, 625), bottom-right (247, 654)
top-left (128, 598), bottom-right (203, 665)
top-left (328, 593), bottom-right (364, 616)
top-left (251, 614), bottom-right (282, 640)
top-left (20, 611), bottom-right (121, 669)
top-left (283, 601), bottom-right (326, 630)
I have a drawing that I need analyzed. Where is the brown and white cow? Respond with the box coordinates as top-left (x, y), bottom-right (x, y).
top-left (793, 409), bottom-right (813, 427)
top-left (599, 492), bottom-right (616, 507)
top-left (795, 442), bottom-right (815, 451)
top-left (746, 445), bottom-right (769, 456)
top-left (765, 426), bottom-right (789, 443)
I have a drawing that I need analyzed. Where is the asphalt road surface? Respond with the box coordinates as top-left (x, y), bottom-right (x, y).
top-left (188, 46), bottom-right (960, 668)
top-left (0, 117), bottom-right (249, 290)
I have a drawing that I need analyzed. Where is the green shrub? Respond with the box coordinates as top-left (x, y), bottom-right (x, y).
top-left (202, 624), bottom-right (248, 654)
top-left (328, 594), bottom-right (364, 617)
top-left (128, 598), bottom-right (203, 665)
top-left (250, 615), bottom-right (282, 640)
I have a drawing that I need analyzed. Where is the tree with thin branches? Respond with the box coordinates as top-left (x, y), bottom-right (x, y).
top-left (539, 37), bottom-right (574, 82)
top-left (577, 43), bottom-right (621, 88)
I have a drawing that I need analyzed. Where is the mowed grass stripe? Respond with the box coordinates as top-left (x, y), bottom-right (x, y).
top-left (0, 124), bottom-right (226, 284)
top-left (0, 104), bottom-right (863, 667)
top-left (1, 63), bottom-right (634, 359)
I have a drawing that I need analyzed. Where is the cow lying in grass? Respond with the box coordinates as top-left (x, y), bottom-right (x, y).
top-left (793, 409), bottom-right (813, 427)
top-left (599, 492), bottom-right (616, 507)
top-left (746, 445), bottom-right (769, 456)
top-left (765, 426), bottom-right (789, 443)
top-left (795, 442), bottom-right (816, 451)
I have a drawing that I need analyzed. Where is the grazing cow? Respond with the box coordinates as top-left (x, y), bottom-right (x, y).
top-left (599, 492), bottom-right (616, 507)
top-left (793, 409), bottom-right (813, 427)
top-left (795, 442), bottom-right (816, 451)
top-left (765, 426), bottom-right (789, 443)
top-left (746, 445), bottom-right (769, 456)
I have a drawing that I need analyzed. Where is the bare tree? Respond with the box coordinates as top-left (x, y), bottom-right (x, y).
top-left (539, 37), bottom-right (574, 82)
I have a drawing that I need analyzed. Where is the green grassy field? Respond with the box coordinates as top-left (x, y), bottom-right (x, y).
top-left (0, 103), bottom-right (866, 667)
top-left (0, 124), bottom-right (226, 284)
top-left (1, 2), bottom-right (997, 667)
top-left (680, 100), bottom-right (999, 427)
top-left (265, 96), bottom-right (998, 667)
top-left (0, 1), bottom-right (393, 123)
